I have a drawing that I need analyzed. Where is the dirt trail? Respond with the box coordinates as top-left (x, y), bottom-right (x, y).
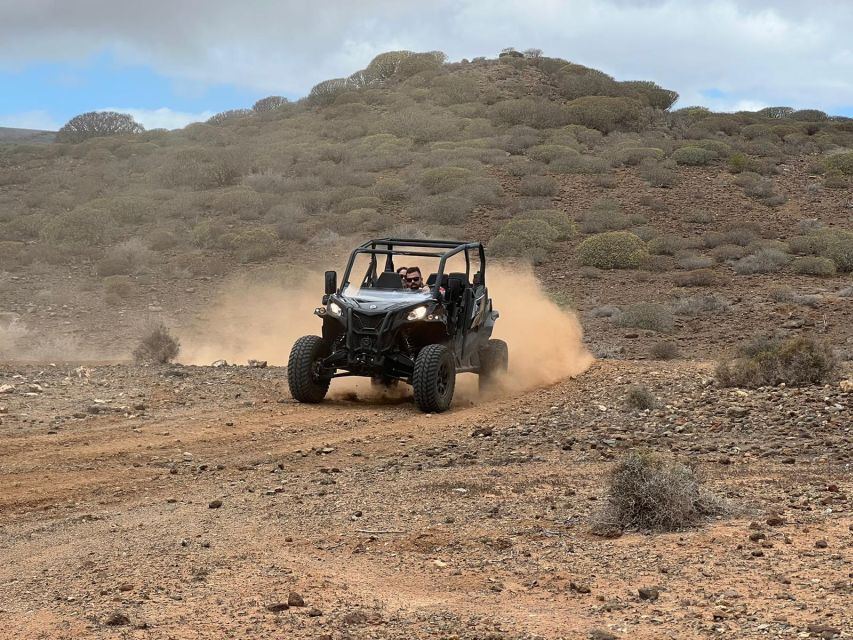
top-left (0, 360), bottom-right (850, 639)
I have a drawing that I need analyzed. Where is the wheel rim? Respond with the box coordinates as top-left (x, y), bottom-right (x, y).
top-left (436, 360), bottom-right (450, 396)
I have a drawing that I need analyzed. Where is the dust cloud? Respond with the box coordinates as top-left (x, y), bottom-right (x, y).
top-left (180, 264), bottom-right (593, 400)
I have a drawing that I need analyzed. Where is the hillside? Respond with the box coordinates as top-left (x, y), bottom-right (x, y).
top-left (0, 126), bottom-right (56, 145)
top-left (0, 50), bottom-right (852, 362)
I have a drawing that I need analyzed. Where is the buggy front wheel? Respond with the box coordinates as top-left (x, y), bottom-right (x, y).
top-left (412, 344), bottom-right (455, 413)
top-left (287, 335), bottom-right (331, 403)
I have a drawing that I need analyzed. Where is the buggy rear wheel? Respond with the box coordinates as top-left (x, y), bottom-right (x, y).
top-left (412, 344), bottom-right (455, 413)
top-left (479, 338), bottom-right (508, 393)
top-left (287, 335), bottom-right (331, 403)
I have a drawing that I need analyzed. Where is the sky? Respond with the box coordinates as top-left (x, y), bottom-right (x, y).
top-left (1, 0), bottom-right (852, 131)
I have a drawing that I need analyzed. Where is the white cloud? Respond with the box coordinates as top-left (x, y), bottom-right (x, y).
top-left (1, 1), bottom-right (852, 113)
top-left (0, 110), bottom-right (61, 130)
top-left (98, 107), bottom-right (214, 130)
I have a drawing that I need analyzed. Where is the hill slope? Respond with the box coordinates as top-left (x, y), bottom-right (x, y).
top-left (0, 50), bottom-right (851, 362)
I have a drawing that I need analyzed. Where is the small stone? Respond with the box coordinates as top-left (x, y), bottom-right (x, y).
top-left (638, 587), bottom-right (659, 601)
top-left (105, 612), bottom-right (130, 626)
top-left (726, 406), bottom-right (749, 418)
top-left (814, 539), bottom-right (828, 549)
top-left (287, 592), bottom-right (305, 607)
top-left (118, 583), bottom-right (133, 592)
top-left (749, 532), bottom-right (766, 542)
top-left (766, 515), bottom-right (785, 526)
top-left (589, 629), bottom-right (618, 640)
top-left (307, 608), bottom-right (322, 617)
top-left (248, 359), bottom-right (268, 368)
top-left (266, 603), bottom-right (289, 612)
top-left (208, 499), bottom-right (223, 509)
top-left (570, 581), bottom-right (592, 594)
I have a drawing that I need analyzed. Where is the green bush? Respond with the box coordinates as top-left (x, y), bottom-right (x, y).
top-left (818, 229), bottom-right (853, 272)
top-left (231, 227), bottom-right (280, 263)
top-left (526, 144), bottom-right (580, 164)
top-left (41, 207), bottom-right (116, 247)
top-left (420, 167), bottom-right (472, 194)
top-left (414, 196), bottom-right (473, 225)
top-left (212, 188), bottom-right (264, 220)
top-left (614, 303), bottom-right (674, 332)
top-left (577, 231), bottom-right (648, 269)
top-left (564, 96), bottom-right (645, 134)
top-left (489, 98), bottom-right (571, 129)
top-left (489, 218), bottom-right (559, 264)
top-left (672, 146), bottom-right (718, 166)
top-left (517, 209), bottom-right (575, 240)
top-left (716, 335), bottom-right (837, 388)
top-left (519, 175), bottom-right (558, 196)
top-left (610, 147), bottom-right (664, 167)
top-left (792, 256), bottom-right (837, 277)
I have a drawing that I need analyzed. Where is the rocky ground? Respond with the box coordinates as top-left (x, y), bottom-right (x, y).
top-left (1, 359), bottom-right (850, 639)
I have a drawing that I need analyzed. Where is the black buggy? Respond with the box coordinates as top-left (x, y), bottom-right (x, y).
top-left (287, 238), bottom-right (507, 413)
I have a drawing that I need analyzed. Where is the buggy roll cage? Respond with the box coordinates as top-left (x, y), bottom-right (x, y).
top-left (338, 238), bottom-right (487, 294)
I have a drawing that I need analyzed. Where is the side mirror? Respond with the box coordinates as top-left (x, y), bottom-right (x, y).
top-left (324, 270), bottom-right (337, 295)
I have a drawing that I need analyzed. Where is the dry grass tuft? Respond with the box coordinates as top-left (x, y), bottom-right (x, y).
top-left (133, 323), bottom-right (180, 364)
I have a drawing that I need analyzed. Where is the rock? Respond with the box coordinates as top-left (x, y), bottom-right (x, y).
top-left (589, 629), bottom-right (619, 640)
top-left (266, 603), bottom-right (289, 612)
top-left (0, 384), bottom-right (14, 394)
top-left (287, 592), bottom-right (305, 607)
top-left (838, 379), bottom-right (852, 393)
top-left (726, 406), bottom-right (749, 418)
top-left (638, 587), bottom-right (659, 601)
top-left (472, 426), bottom-right (493, 437)
top-left (570, 581), bottom-right (592, 594)
top-left (766, 515), bottom-right (785, 526)
top-left (307, 608), bottom-right (322, 617)
top-left (248, 359), bottom-right (268, 368)
top-left (807, 623), bottom-right (841, 638)
top-left (208, 499), bottom-right (223, 509)
top-left (28, 383), bottom-right (43, 393)
top-left (211, 359), bottom-right (228, 367)
top-left (814, 539), bottom-right (828, 549)
top-left (749, 532), bottom-right (766, 542)
top-left (118, 583), bottom-right (133, 592)
top-left (0, 405), bottom-right (7, 414)
top-left (105, 612), bottom-right (131, 626)
top-left (87, 405), bottom-right (102, 414)
top-left (341, 610), bottom-right (368, 625)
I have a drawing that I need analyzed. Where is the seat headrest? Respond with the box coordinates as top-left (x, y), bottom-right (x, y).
top-left (426, 273), bottom-right (449, 288)
top-left (376, 271), bottom-right (403, 289)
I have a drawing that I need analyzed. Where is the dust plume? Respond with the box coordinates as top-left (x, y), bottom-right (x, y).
top-left (180, 264), bottom-right (593, 398)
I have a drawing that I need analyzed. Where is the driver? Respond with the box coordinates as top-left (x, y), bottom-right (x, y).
top-left (404, 267), bottom-right (430, 293)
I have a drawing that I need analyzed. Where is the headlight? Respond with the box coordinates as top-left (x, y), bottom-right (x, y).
top-left (328, 301), bottom-right (343, 316)
top-left (407, 306), bottom-right (427, 321)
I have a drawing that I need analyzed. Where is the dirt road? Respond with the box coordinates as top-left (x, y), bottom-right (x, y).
top-left (0, 361), bottom-right (850, 639)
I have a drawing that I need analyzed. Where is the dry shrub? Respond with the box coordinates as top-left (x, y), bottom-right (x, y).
top-left (733, 248), bottom-right (790, 274)
top-left (614, 303), bottom-right (674, 332)
top-left (577, 232), bottom-right (648, 269)
top-left (649, 341), bottom-right (679, 360)
top-left (638, 159), bottom-right (677, 187)
top-left (373, 178), bottom-right (410, 203)
top-left (716, 335), bottom-right (837, 388)
top-left (563, 96), bottom-right (644, 134)
top-left (212, 188), bottom-right (264, 220)
top-left (489, 218), bottom-right (559, 264)
top-left (824, 151), bottom-right (853, 175)
top-left (609, 147), bottom-right (664, 167)
top-left (579, 200), bottom-right (629, 233)
top-left (414, 195), bottom-right (473, 225)
top-left (792, 256), bottom-right (837, 277)
top-left (673, 269), bottom-right (716, 287)
top-left (647, 234), bottom-right (687, 256)
top-left (41, 207), bottom-right (117, 248)
top-left (711, 244), bottom-right (748, 262)
top-left (97, 238), bottom-right (154, 276)
top-left (671, 293), bottom-right (729, 316)
top-left (133, 323), bottom-right (180, 364)
top-left (519, 175), bottom-right (558, 196)
top-left (335, 195), bottom-right (382, 214)
top-left (626, 384), bottom-right (656, 410)
top-left (489, 98), bottom-right (571, 129)
top-left (676, 252), bottom-right (714, 270)
top-left (593, 451), bottom-right (725, 535)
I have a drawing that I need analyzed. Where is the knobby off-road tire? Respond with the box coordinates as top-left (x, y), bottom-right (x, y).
top-left (478, 338), bottom-right (508, 393)
top-left (412, 344), bottom-right (456, 413)
top-left (287, 335), bottom-right (331, 404)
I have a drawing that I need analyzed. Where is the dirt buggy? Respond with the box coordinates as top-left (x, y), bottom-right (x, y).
top-left (287, 238), bottom-right (507, 412)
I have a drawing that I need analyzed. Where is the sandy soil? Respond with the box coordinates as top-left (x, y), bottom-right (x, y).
top-left (1, 360), bottom-right (850, 639)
